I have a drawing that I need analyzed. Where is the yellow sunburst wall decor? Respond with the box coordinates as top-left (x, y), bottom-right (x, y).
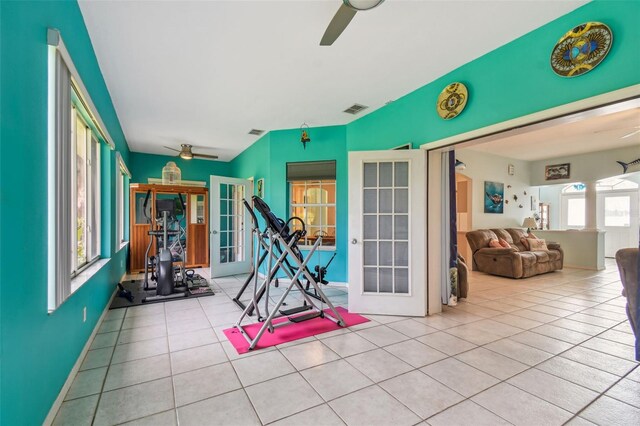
top-left (436, 82), bottom-right (468, 120)
top-left (550, 22), bottom-right (613, 78)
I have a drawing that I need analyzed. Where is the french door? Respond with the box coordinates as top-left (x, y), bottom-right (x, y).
top-left (348, 150), bottom-right (427, 316)
top-left (210, 176), bottom-right (253, 278)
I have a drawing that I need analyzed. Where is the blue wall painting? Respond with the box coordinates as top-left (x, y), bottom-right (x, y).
top-left (484, 181), bottom-right (504, 214)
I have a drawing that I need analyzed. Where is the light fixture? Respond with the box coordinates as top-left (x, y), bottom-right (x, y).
top-left (455, 159), bottom-right (466, 170)
top-left (344, 0), bottom-right (385, 11)
top-left (179, 144), bottom-right (193, 160)
top-left (522, 217), bottom-right (537, 233)
top-left (300, 123), bottom-right (311, 149)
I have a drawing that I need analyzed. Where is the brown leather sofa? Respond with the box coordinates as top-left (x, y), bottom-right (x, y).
top-left (465, 228), bottom-right (563, 279)
top-left (615, 248), bottom-right (639, 361)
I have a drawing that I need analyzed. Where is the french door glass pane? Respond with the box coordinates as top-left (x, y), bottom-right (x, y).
top-left (362, 161), bottom-right (410, 294)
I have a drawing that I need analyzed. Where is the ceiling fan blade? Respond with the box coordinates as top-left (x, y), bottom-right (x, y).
top-left (193, 153), bottom-right (219, 160)
top-left (621, 129), bottom-right (640, 139)
top-left (164, 146), bottom-right (181, 152)
top-left (320, 4), bottom-right (357, 46)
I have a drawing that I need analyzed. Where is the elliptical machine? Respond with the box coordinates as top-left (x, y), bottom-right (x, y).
top-left (142, 190), bottom-right (188, 302)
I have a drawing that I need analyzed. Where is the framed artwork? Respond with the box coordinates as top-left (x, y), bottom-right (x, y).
top-left (256, 178), bottom-right (264, 198)
top-left (545, 163), bottom-right (570, 181)
top-left (484, 181), bottom-right (504, 214)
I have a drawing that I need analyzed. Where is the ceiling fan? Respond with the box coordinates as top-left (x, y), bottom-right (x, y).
top-left (320, 0), bottom-right (385, 46)
top-left (164, 144), bottom-right (218, 160)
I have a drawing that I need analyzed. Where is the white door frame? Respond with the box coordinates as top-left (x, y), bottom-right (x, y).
top-left (348, 150), bottom-right (427, 316)
top-left (424, 85), bottom-right (640, 314)
top-left (210, 176), bottom-right (253, 278)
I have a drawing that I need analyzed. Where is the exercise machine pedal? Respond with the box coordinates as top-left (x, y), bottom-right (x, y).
top-left (289, 311), bottom-right (322, 323)
top-left (279, 305), bottom-right (312, 316)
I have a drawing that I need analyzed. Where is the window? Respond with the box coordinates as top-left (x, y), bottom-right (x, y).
top-left (566, 197), bottom-right (586, 228)
top-left (71, 108), bottom-right (101, 273)
top-left (48, 29), bottom-right (115, 310)
top-left (604, 196), bottom-right (631, 227)
top-left (287, 161), bottom-right (337, 248)
top-left (115, 152), bottom-right (131, 246)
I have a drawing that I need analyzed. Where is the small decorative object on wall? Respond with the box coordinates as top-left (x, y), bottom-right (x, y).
top-left (616, 158), bottom-right (640, 174)
top-left (436, 82), bottom-right (468, 120)
top-left (300, 123), bottom-right (311, 149)
top-left (523, 190), bottom-right (527, 196)
top-left (545, 163), bottom-right (571, 181)
top-left (550, 22), bottom-right (612, 77)
top-left (507, 184), bottom-right (512, 189)
top-left (508, 164), bottom-right (515, 176)
top-left (256, 178), bottom-right (264, 198)
top-left (513, 194), bottom-right (518, 202)
top-left (484, 181), bottom-right (504, 214)
top-left (518, 204), bottom-right (523, 208)
top-left (505, 199), bottom-right (509, 205)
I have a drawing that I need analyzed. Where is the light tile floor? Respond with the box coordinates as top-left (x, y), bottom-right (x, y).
top-left (54, 261), bottom-right (639, 425)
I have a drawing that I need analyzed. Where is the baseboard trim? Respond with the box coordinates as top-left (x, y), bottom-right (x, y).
top-left (43, 279), bottom-right (121, 426)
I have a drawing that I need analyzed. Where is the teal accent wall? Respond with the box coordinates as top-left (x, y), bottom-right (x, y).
top-left (129, 152), bottom-right (233, 186)
top-left (347, 1), bottom-right (640, 151)
top-left (228, 128), bottom-right (348, 282)
top-left (0, 1), bottom-right (131, 424)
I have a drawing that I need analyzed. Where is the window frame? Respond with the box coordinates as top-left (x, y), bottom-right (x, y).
top-left (289, 179), bottom-right (337, 249)
top-left (70, 107), bottom-right (102, 277)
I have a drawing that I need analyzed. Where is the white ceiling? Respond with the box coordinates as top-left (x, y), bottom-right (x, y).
top-left (465, 106), bottom-right (640, 161)
top-left (79, 0), bottom-right (587, 161)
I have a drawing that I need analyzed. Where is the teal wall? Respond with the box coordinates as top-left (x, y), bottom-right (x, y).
top-left (1, 0), bottom-right (639, 424)
top-left (229, 127), bottom-right (348, 282)
top-left (129, 152), bottom-right (233, 186)
top-left (0, 1), bottom-right (131, 424)
top-left (347, 1), bottom-right (640, 151)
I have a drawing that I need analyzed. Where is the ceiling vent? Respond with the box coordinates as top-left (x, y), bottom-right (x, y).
top-left (343, 103), bottom-right (369, 115)
top-left (248, 129), bottom-right (265, 136)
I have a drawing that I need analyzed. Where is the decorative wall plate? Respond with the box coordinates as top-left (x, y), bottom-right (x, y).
top-left (436, 82), bottom-right (468, 120)
top-left (550, 22), bottom-right (612, 77)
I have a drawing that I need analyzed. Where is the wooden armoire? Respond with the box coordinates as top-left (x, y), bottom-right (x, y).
top-left (129, 183), bottom-right (209, 273)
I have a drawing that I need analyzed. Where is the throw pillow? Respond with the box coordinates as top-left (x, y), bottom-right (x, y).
top-left (498, 238), bottom-right (511, 248)
top-left (528, 238), bottom-right (548, 251)
top-left (528, 232), bottom-right (538, 239)
top-left (520, 237), bottom-right (530, 250)
top-left (489, 239), bottom-right (502, 248)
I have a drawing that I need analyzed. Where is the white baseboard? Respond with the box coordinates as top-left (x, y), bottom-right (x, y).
top-left (43, 281), bottom-right (120, 425)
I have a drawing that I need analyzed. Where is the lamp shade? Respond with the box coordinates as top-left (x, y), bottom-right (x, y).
top-left (522, 217), bottom-right (537, 229)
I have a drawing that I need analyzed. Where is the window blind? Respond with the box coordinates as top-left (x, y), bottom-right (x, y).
top-left (286, 160), bottom-right (336, 181)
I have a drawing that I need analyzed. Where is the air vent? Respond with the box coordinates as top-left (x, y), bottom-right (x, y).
top-left (343, 103), bottom-right (369, 115)
top-left (248, 129), bottom-right (265, 136)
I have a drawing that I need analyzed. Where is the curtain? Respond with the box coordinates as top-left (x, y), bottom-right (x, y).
top-left (440, 151), bottom-right (458, 305)
top-left (52, 51), bottom-right (72, 308)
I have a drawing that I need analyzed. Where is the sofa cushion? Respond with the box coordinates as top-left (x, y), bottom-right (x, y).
top-left (466, 230), bottom-right (498, 253)
top-left (489, 239), bottom-right (502, 248)
top-left (492, 229), bottom-right (513, 244)
top-left (519, 252), bottom-right (537, 269)
top-left (532, 251), bottom-right (550, 263)
top-left (547, 250), bottom-right (562, 262)
top-left (528, 238), bottom-right (549, 251)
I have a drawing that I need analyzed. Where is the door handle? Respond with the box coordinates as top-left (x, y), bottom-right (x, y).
top-left (212, 230), bottom-right (218, 235)
top-left (351, 238), bottom-right (358, 244)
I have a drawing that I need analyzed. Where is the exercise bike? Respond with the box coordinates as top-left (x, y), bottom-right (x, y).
top-left (142, 190), bottom-right (189, 302)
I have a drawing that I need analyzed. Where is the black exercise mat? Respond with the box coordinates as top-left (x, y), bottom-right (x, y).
top-left (110, 276), bottom-right (215, 309)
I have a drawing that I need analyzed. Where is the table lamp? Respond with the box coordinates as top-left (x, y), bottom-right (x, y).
top-left (522, 217), bottom-right (537, 233)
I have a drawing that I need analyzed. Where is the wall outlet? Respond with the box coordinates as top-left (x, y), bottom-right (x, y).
top-left (83, 307), bottom-right (87, 323)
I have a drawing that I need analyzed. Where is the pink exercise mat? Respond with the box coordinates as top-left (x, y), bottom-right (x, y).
top-left (223, 306), bottom-right (369, 354)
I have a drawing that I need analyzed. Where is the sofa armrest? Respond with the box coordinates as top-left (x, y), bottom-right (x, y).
top-left (547, 242), bottom-right (561, 251)
top-left (473, 247), bottom-right (523, 278)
